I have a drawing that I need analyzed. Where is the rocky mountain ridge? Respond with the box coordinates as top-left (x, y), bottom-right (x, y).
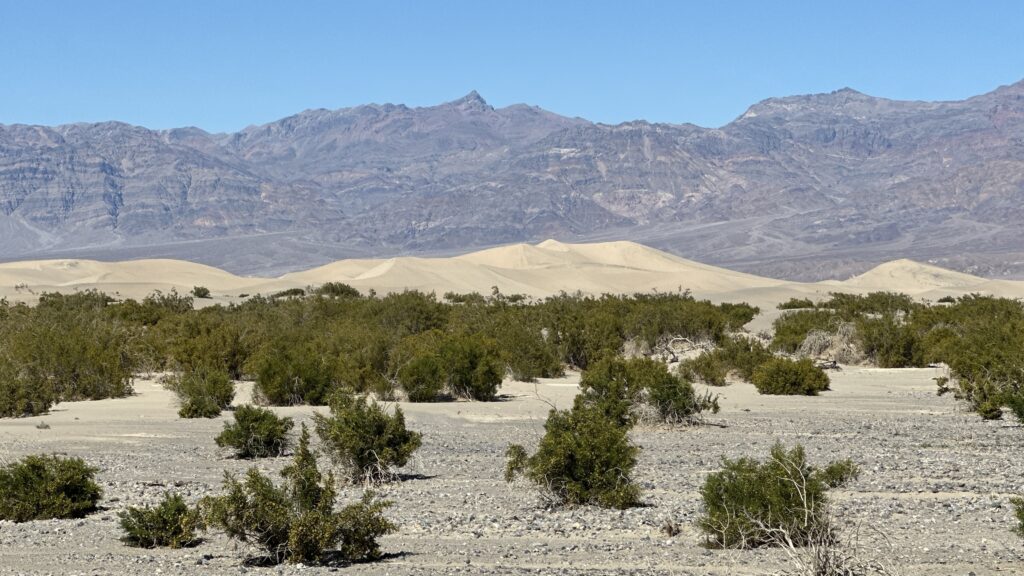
top-left (2, 80), bottom-right (1023, 279)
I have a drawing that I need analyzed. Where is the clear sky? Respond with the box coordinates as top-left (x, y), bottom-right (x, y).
top-left (2, 0), bottom-right (1022, 132)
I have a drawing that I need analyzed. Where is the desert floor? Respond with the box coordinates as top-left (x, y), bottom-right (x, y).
top-left (2, 366), bottom-right (1022, 575)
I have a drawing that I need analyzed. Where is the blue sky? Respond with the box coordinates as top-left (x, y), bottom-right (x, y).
top-left (1, 1), bottom-right (1022, 132)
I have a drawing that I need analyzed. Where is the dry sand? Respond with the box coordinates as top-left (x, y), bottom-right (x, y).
top-left (3, 240), bottom-right (1024, 309)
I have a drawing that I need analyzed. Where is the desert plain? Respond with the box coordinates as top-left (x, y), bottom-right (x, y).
top-left (1, 240), bottom-right (1023, 575)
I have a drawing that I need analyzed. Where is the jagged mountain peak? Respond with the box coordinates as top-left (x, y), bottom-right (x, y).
top-left (446, 90), bottom-right (492, 112)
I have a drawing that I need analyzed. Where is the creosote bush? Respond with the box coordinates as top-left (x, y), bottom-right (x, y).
top-left (167, 364), bottom-right (235, 418)
top-left (313, 391), bottom-right (422, 483)
top-left (0, 455), bottom-right (102, 522)
top-left (119, 492), bottom-right (201, 548)
top-left (505, 401), bottom-right (641, 509)
top-left (0, 358), bottom-right (55, 417)
top-left (751, 358), bottom-right (830, 396)
top-left (191, 286), bottom-right (212, 299)
top-left (579, 355), bottom-right (718, 425)
top-left (698, 443), bottom-right (857, 549)
top-left (215, 405), bottom-right (294, 458)
top-left (1011, 497), bottom-right (1024, 540)
top-left (202, 425), bottom-right (397, 565)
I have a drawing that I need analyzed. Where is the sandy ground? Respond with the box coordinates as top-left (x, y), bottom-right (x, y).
top-left (2, 368), bottom-right (1022, 575)
top-left (3, 241), bottom-right (1024, 310)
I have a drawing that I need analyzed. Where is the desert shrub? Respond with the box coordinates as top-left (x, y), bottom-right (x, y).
top-left (440, 334), bottom-right (504, 400)
top-left (0, 358), bottom-right (55, 417)
top-left (580, 356), bottom-right (718, 425)
top-left (857, 315), bottom-right (921, 368)
top-left (772, 310), bottom-right (838, 354)
top-left (396, 353), bottom-right (445, 402)
top-left (751, 358), bottom-right (830, 396)
top-left (698, 443), bottom-right (854, 549)
top-left (202, 425), bottom-right (396, 565)
top-left (646, 368), bottom-right (720, 423)
top-left (272, 287), bottom-right (307, 299)
top-left (505, 402), bottom-right (641, 509)
top-left (119, 492), bottom-right (201, 548)
top-left (0, 455), bottom-right (102, 522)
top-left (251, 336), bottom-right (337, 405)
top-left (166, 309), bottom-right (249, 379)
top-left (678, 353), bottom-right (727, 386)
top-left (717, 336), bottom-right (775, 381)
top-left (216, 405), bottom-right (294, 458)
top-left (191, 286), bottom-right (212, 299)
top-left (937, 295), bottom-right (956, 304)
top-left (313, 391), bottom-right (422, 483)
top-left (167, 364), bottom-right (234, 418)
top-left (778, 297), bottom-right (815, 310)
top-left (110, 290), bottom-right (194, 327)
top-left (1, 304), bottom-right (136, 402)
top-left (488, 316), bottom-right (562, 381)
top-left (816, 458), bottom-right (860, 488)
top-left (717, 302), bottom-right (760, 331)
top-left (315, 282), bottom-right (361, 298)
top-left (1012, 497), bottom-right (1024, 539)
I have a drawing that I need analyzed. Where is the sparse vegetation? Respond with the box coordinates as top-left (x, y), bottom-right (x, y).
top-left (313, 391), bottom-right (422, 483)
top-left (191, 286), bottom-right (212, 299)
top-left (166, 364), bottom-right (234, 418)
top-left (202, 425), bottom-right (396, 565)
top-left (751, 358), bottom-right (831, 395)
top-left (579, 355), bottom-right (718, 425)
top-left (215, 405), bottom-right (294, 458)
top-left (505, 400), bottom-right (641, 509)
top-left (0, 455), bottom-right (102, 522)
top-left (1012, 496), bottom-right (1024, 539)
top-left (778, 297), bottom-right (815, 310)
top-left (119, 492), bottom-right (201, 548)
top-left (698, 442), bottom-right (856, 549)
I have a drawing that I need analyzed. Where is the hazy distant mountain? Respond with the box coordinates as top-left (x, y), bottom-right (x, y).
top-left (2, 81), bottom-right (1023, 279)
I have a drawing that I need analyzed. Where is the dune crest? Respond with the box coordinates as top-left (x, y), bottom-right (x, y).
top-left (1, 243), bottom-right (1023, 307)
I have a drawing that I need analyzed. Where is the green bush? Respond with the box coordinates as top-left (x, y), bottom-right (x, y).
top-left (1011, 497), bottom-right (1024, 539)
top-left (751, 358), bottom-right (830, 396)
top-left (817, 458), bottom-right (860, 488)
top-left (396, 354), bottom-right (445, 402)
top-left (440, 334), bottom-right (504, 400)
top-left (678, 353), bottom-right (727, 386)
top-left (579, 356), bottom-right (718, 425)
top-left (505, 402), bottom-right (641, 509)
top-left (251, 336), bottom-right (336, 405)
top-left (646, 366), bottom-right (720, 424)
top-left (216, 405), bottom-right (294, 458)
top-left (716, 337), bottom-right (775, 381)
top-left (0, 455), bottom-right (102, 522)
top-left (271, 287), bottom-right (307, 299)
top-left (315, 282), bottom-right (361, 298)
top-left (0, 303), bottom-right (136, 403)
top-left (698, 443), bottom-right (855, 549)
top-left (0, 358), bottom-right (55, 417)
top-left (191, 286), bottom-right (212, 299)
top-left (777, 297), bottom-right (815, 310)
top-left (119, 492), bottom-right (201, 548)
top-left (167, 364), bottom-right (235, 418)
top-left (313, 392), bottom-right (422, 483)
top-left (771, 309), bottom-right (838, 354)
top-left (202, 425), bottom-right (396, 565)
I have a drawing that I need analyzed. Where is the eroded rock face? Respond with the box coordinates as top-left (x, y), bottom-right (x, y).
top-left (2, 81), bottom-right (1024, 279)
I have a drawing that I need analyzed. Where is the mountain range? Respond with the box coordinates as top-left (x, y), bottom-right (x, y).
top-left (2, 80), bottom-right (1023, 279)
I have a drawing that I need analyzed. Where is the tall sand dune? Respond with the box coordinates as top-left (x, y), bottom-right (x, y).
top-left (2, 241), bottom-right (1023, 308)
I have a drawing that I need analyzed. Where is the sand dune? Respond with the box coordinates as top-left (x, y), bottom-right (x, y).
top-left (1, 241), bottom-right (1023, 308)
